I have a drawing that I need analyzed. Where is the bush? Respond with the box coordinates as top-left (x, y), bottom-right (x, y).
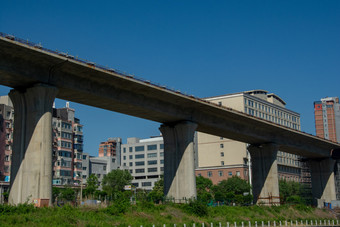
top-left (105, 196), bottom-right (130, 215)
top-left (0, 203), bottom-right (35, 214)
top-left (182, 200), bottom-right (208, 217)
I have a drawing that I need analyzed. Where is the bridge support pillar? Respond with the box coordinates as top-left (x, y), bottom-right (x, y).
top-left (248, 143), bottom-right (280, 205)
top-left (309, 158), bottom-right (336, 206)
top-left (159, 121), bottom-right (197, 203)
top-left (8, 84), bottom-right (58, 205)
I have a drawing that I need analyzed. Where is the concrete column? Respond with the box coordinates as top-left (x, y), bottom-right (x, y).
top-left (9, 84), bottom-right (58, 205)
top-left (159, 121), bottom-right (197, 202)
top-left (248, 143), bottom-right (280, 205)
top-left (309, 158), bottom-right (336, 206)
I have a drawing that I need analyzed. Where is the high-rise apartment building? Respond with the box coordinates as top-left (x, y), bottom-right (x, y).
top-left (52, 102), bottom-right (84, 186)
top-left (314, 97), bottom-right (340, 199)
top-left (98, 137), bottom-right (122, 166)
top-left (0, 97), bottom-right (84, 186)
top-left (0, 96), bottom-right (14, 182)
top-left (121, 137), bottom-right (164, 191)
top-left (314, 97), bottom-right (340, 143)
top-left (196, 90), bottom-right (302, 184)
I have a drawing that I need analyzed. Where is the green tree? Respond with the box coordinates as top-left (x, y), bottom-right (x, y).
top-left (52, 187), bottom-right (61, 203)
top-left (196, 176), bottom-right (213, 203)
top-left (212, 176), bottom-right (251, 204)
top-left (84, 174), bottom-right (99, 198)
top-left (279, 179), bottom-right (309, 204)
top-left (102, 169), bottom-right (133, 197)
top-left (60, 187), bottom-right (76, 201)
top-left (148, 177), bottom-right (164, 203)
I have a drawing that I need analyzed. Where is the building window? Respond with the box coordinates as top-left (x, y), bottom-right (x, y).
top-left (135, 154), bottom-right (145, 159)
top-left (135, 161), bottom-right (145, 166)
top-left (148, 167), bottom-right (158, 172)
top-left (147, 153), bottom-right (157, 158)
top-left (123, 148), bottom-right (126, 153)
top-left (220, 152), bottom-right (224, 157)
top-left (135, 146), bottom-right (145, 152)
top-left (82, 167), bottom-right (86, 170)
top-left (160, 159), bottom-right (164, 164)
top-left (228, 171), bottom-right (232, 176)
top-left (221, 161), bottom-right (224, 166)
top-left (103, 166), bottom-right (106, 171)
top-left (218, 171), bottom-right (223, 177)
top-left (208, 171), bottom-right (212, 177)
top-left (129, 155), bottom-right (133, 159)
top-left (135, 169), bottom-right (145, 173)
top-left (142, 182), bottom-right (152, 187)
top-left (129, 162), bottom-right (133, 166)
top-left (148, 160), bottom-right (157, 165)
top-left (123, 156), bottom-right (126, 160)
top-left (129, 147), bottom-right (133, 152)
top-left (4, 155), bottom-right (10, 162)
top-left (220, 144), bottom-right (224, 148)
top-left (147, 144), bottom-right (157, 151)
top-left (160, 144), bottom-right (164, 149)
top-left (236, 171), bottom-right (240, 176)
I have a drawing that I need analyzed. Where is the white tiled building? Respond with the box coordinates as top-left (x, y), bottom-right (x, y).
top-left (121, 137), bottom-right (164, 191)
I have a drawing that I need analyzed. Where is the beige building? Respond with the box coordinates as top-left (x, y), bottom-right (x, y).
top-left (196, 90), bottom-right (302, 184)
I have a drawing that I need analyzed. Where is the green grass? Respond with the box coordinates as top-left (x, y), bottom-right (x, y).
top-left (0, 203), bottom-right (337, 226)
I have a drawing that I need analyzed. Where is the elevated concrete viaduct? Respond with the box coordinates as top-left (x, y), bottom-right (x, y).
top-left (1, 35), bottom-right (340, 205)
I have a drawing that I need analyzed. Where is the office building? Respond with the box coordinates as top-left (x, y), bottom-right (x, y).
top-left (52, 102), bottom-right (84, 186)
top-left (121, 137), bottom-right (164, 191)
top-left (196, 90), bottom-right (302, 184)
top-left (314, 97), bottom-right (340, 199)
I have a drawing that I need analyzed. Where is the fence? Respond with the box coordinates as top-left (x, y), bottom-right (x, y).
top-left (131, 219), bottom-right (340, 227)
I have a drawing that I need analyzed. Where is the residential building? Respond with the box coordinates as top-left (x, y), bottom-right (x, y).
top-left (0, 96), bottom-right (13, 182)
top-left (314, 97), bottom-right (340, 199)
top-left (98, 137), bottom-right (122, 165)
top-left (82, 153), bottom-right (120, 189)
top-left (314, 97), bottom-right (340, 143)
top-left (121, 137), bottom-right (164, 191)
top-left (52, 102), bottom-right (84, 186)
top-left (196, 90), bottom-right (302, 184)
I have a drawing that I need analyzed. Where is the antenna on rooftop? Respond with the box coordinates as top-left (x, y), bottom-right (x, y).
top-left (66, 102), bottom-right (70, 108)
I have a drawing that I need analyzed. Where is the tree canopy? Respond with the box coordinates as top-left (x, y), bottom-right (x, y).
top-left (102, 169), bottom-right (133, 196)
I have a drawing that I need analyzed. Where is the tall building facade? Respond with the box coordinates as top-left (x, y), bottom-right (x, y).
top-left (196, 90), bottom-right (302, 184)
top-left (121, 137), bottom-right (164, 191)
top-left (52, 102), bottom-right (84, 185)
top-left (98, 137), bottom-right (122, 166)
top-left (0, 96), bottom-right (14, 182)
top-left (314, 97), bottom-right (340, 143)
top-left (314, 97), bottom-right (340, 199)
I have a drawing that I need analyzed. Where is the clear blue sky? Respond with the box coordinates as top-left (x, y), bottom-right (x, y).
top-left (1, 1), bottom-right (339, 156)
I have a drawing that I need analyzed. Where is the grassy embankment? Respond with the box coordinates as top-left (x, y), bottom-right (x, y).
top-left (0, 202), bottom-right (338, 227)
